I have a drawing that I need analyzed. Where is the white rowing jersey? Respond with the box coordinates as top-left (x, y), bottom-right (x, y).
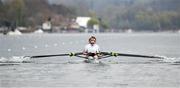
top-left (84, 44), bottom-right (100, 53)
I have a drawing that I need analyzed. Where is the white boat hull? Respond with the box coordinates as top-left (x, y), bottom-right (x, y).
top-left (84, 56), bottom-right (100, 64)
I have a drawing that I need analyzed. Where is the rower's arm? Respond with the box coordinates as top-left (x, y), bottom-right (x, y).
top-left (83, 50), bottom-right (88, 55)
top-left (83, 45), bottom-right (89, 55)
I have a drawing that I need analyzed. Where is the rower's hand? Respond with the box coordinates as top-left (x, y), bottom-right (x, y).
top-left (97, 52), bottom-right (102, 56)
top-left (83, 52), bottom-right (88, 55)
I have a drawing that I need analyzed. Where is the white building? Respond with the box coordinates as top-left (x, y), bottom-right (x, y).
top-left (76, 17), bottom-right (99, 33)
top-left (42, 21), bottom-right (52, 32)
top-left (76, 17), bottom-right (91, 28)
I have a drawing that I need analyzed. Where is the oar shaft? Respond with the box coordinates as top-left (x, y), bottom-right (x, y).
top-left (26, 52), bottom-right (163, 59)
top-left (30, 54), bottom-right (69, 58)
top-left (101, 52), bottom-right (162, 59)
top-left (28, 52), bottom-right (83, 58)
top-left (117, 54), bottom-right (161, 58)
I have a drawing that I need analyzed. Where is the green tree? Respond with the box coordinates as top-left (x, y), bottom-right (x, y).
top-left (0, 0), bottom-right (3, 16)
top-left (6, 0), bottom-right (26, 26)
top-left (87, 18), bottom-right (99, 28)
top-left (0, 0), bottom-right (2, 5)
top-left (15, 0), bottom-right (25, 26)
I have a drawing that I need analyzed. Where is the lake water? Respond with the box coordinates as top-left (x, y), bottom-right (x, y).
top-left (0, 33), bottom-right (180, 87)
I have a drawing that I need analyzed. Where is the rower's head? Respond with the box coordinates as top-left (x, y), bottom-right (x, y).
top-left (89, 36), bottom-right (96, 45)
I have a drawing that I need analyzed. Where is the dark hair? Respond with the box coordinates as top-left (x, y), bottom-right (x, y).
top-left (89, 36), bottom-right (96, 42)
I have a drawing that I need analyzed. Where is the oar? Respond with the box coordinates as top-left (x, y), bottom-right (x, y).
top-left (101, 52), bottom-right (164, 59)
top-left (26, 52), bottom-right (83, 58)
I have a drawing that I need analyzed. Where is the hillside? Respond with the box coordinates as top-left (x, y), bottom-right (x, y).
top-left (49, 0), bottom-right (180, 31)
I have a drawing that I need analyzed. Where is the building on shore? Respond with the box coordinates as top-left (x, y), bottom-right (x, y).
top-left (42, 18), bottom-right (52, 32)
top-left (75, 17), bottom-right (99, 33)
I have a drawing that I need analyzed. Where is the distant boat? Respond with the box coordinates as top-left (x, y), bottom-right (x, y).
top-left (34, 29), bottom-right (44, 34)
top-left (125, 29), bottom-right (133, 33)
top-left (178, 30), bottom-right (180, 33)
top-left (7, 29), bottom-right (22, 35)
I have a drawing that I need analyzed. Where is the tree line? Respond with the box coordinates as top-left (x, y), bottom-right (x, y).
top-left (0, 0), bottom-right (180, 31)
top-left (0, 0), bottom-right (76, 30)
top-left (53, 0), bottom-right (180, 31)
top-left (106, 0), bottom-right (180, 31)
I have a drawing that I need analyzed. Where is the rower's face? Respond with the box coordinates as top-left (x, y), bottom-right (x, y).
top-left (89, 38), bottom-right (96, 44)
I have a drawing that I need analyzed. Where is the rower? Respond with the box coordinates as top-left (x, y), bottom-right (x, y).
top-left (83, 36), bottom-right (100, 63)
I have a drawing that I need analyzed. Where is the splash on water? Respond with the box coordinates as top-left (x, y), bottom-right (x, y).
top-left (0, 56), bottom-right (32, 63)
top-left (0, 57), bottom-right (8, 63)
top-left (156, 55), bottom-right (180, 63)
